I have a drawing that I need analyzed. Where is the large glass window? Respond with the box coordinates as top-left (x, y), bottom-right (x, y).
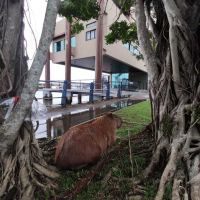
top-left (124, 43), bottom-right (140, 55)
top-left (86, 29), bottom-right (96, 41)
top-left (53, 37), bottom-right (76, 52)
top-left (111, 73), bottom-right (129, 88)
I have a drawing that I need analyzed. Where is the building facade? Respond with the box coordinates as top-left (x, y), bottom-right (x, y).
top-left (48, 0), bottom-right (148, 90)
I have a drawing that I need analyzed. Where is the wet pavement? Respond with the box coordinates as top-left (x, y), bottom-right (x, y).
top-left (34, 91), bottom-right (149, 139)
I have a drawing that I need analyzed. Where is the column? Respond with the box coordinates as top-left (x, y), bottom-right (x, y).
top-left (45, 50), bottom-right (50, 88)
top-left (65, 20), bottom-right (71, 89)
top-left (95, 0), bottom-right (104, 89)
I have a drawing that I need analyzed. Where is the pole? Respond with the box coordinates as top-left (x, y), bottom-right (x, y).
top-left (65, 20), bottom-right (71, 89)
top-left (45, 50), bottom-right (50, 88)
top-left (95, 0), bottom-right (104, 89)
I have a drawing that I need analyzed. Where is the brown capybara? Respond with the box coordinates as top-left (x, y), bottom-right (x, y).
top-left (55, 113), bottom-right (122, 169)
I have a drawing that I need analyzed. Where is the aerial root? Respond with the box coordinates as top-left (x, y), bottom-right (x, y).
top-left (0, 122), bottom-right (59, 200)
top-left (155, 136), bottom-right (186, 200)
top-left (172, 168), bottom-right (188, 200)
top-left (172, 178), bottom-right (188, 200)
top-left (144, 138), bottom-right (169, 178)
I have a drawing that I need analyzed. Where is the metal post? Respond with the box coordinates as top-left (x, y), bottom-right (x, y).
top-left (117, 84), bottom-right (121, 98)
top-left (45, 51), bottom-right (51, 88)
top-left (106, 81), bottom-right (110, 100)
top-left (61, 80), bottom-right (67, 106)
top-left (78, 93), bottom-right (82, 104)
top-left (89, 82), bottom-right (94, 103)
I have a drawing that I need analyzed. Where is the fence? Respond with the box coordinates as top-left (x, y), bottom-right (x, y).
top-left (38, 80), bottom-right (120, 107)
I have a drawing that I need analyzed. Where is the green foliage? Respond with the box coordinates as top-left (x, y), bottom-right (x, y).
top-left (106, 21), bottom-right (138, 44)
top-left (113, 0), bottom-right (135, 16)
top-left (59, 0), bottom-right (100, 22)
top-left (162, 114), bottom-right (173, 136)
top-left (59, 0), bottom-right (100, 35)
top-left (105, 21), bottom-right (143, 59)
top-left (71, 21), bottom-right (84, 35)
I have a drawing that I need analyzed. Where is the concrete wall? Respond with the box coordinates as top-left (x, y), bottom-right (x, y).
top-left (54, 19), bottom-right (65, 37)
top-left (74, 19), bottom-right (97, 58)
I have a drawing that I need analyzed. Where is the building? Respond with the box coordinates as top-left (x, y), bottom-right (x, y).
top-left (46, 0), bottom-right (148, 90)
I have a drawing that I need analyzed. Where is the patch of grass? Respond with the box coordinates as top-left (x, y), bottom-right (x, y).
top-left (163, 182), bottom-right (172, 200)
top-left (144, 181), bottom-right (157, 200)
top-left (76, 182), bottom-right (104, 200)
top-left (115, 100), bottom-right (151, 137)
top-left (58, 168), bottom-right (89, 193)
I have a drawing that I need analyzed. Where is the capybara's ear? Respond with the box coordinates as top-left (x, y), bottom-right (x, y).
top-left (106, 112), bottom-right (113, 118)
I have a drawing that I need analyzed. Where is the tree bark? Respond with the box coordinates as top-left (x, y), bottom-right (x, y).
top-left (0, 0), bottom-right (60, 199)
top-left (135, 0), bottom-right (200, 199)
top-left (0, 0), bottom-right (27, 96)
top-left (0, 0), bottom-right (60, 158)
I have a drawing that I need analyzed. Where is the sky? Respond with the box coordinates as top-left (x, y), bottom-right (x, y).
top-left (24, 0), bottom-right (95, 81)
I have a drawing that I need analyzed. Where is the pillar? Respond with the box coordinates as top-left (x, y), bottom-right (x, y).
top-left (45, 50), bottom-right (50, 88)
top-left (65, 20), bottom-right (71, 89)
top-left (46, 119), bottom-right (51, 138)
top-left (95, 0), bottom-right (104, 89)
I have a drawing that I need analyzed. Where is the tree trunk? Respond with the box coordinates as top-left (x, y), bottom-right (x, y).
top-left (135, 0), bottom-right (200, 199)
top-left (0, 0), bottom-right (60, 199)
top-left (0, 0), bottom-right (27, 97)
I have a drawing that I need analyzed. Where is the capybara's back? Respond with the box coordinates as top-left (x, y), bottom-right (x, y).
top-left (55, 113), bottom-right (122, 169)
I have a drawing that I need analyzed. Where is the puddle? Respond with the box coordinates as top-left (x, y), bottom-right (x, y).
top-left (36, 91), bottom-right (90, 106)
top-left (34, 99), bottom-right (143, 139)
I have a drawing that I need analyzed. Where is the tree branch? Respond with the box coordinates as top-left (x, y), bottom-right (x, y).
top-left (0, 0), bottom-right (60, 157)
top-left (145, 0), bottom-right (159, 41)
top-left (135, 0), bottom-right (158, 82)
top-left (155, 136), bottom-right (186, 200)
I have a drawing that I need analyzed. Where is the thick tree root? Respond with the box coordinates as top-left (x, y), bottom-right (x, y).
top-left (155, 136), bottom-right (186, 200)
top-left (144, 125), bottom-right (200, 200)
top-left (0, 121), bottom-right (59, 200)
top-left (144, 137), bottom-right (169, 178)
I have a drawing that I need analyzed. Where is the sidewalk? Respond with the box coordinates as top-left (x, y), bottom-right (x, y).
top-left (34, 91), bottom-right (149, 121)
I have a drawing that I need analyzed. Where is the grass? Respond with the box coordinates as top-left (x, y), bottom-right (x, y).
top-left (56, 100), bottom-right (152, 200)
top-left (115, 100), bottom-right (151, 137)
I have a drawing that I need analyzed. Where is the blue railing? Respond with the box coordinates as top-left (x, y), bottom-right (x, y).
top-left (37, 79), bottom-right (140, 107)
top-left (38, 80), bottom-right (114, 106)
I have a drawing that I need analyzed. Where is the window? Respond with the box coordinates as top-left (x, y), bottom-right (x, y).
top-left (111, 73), bottom-right (128, 89)
top-left (56, 41), bottom-right (61, 51)
top-left (86, 29), bottom-right (96, 41)
top-left (71, 36), bottom-right (76, 47)
top-left (124, 43), bottom-right (140, 55)
top-left (53, 37), bottom-right (76, 52)
top-left (53, 42), bottom-right (57, 52)
top-left (86, 21), bottom-right (96, 29)
top-left (53, 39), bottom-right (65, 52)
top-left (61, 40), bottom-right (65, 51)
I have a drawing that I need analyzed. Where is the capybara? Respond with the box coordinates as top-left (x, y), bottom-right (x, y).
top-left (55, 112), bottom-right (122, 169)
